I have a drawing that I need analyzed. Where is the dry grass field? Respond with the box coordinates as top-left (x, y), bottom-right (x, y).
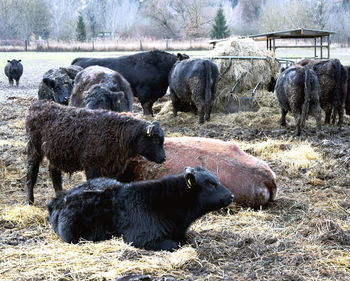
top-left (0, 51), bottom-right (349, 281)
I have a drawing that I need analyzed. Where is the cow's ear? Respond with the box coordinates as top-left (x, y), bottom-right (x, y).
top-left (43, 78), bottom-right (55, 88)
top-left (280, 67), bottom-right (286, 73)
top-left (17, 60), bottom-right (21, 62)
top-left (7, 60), bottom-right (10, 63)
top-left (145, 121), bottom-right (160, 137)
top-left (177, 53), bottom-right (183, 61)
top-left (145, 124), bottom-right (155, 137)
top-left (184, 167), bottom-right (196, 189)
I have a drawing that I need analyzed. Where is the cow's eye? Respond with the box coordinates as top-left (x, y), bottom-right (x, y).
top-left (206, 179), bottom-right (217, 187)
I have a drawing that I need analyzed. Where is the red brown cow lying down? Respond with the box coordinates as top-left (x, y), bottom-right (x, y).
top-left (121, 137), bottom-right (277, 209)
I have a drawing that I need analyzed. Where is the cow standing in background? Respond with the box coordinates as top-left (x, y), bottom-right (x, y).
top-left (38, 65), bottom-right (83, 105)
top-left (72, 50), bottom-right (182, 116)
top-left (169, 55), bottom-right (219, 124)
top-left (69, 65), bottom-right (133, 112)
top-left (5, 59), bottom-right (23, 87)
top-left (297, 58), bottom-right (348, 126)
top-left (275, 65), bottom-right (322, 136)
top-left (48, 167), bottom-right (234, 251)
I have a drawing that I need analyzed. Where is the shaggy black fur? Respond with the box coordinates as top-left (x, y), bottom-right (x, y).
top-left (25, 100), bottom-right (165, 204)
top-left (71, 50), bottom-right (178, 116)
top-left (48, 166), bottom-right (233, 251)
top-left (84, 85), bottom-right (129, 112)
top-left (38, 65), bottom-right (83, 105)
top-left (298, 58), bottom-right (348, 126)
top-left (69, 65), bottom-right (133, 112)
top-left (168, 57), bottom-right (219, 124)
top-left (275, 65), bottom-right (322, 136)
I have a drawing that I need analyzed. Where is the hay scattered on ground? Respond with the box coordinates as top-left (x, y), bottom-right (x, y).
top-left (0, 205), bottom-right (47, 226)
top-left (1, 85), bottom-right (350, 280)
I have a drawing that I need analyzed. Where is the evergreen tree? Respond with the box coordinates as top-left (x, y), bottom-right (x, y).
top-left (76, 15), bottom-right (86, 41)
top-left (210, 5), bottom-right (230, 39)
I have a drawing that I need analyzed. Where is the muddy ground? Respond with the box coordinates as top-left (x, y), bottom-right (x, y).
top-left (0, 67), bottom-right (350, 280)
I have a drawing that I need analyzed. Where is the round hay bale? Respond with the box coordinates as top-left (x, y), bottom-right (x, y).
top-left (210, 37), bottom-right (279, 113)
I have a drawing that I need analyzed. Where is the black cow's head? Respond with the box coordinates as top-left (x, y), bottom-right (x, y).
top-left (184, 166), bottom-right (234, 211)
top-left (43, 76), bottom-right (73, 105)
top-left (134, 121), bottom-right (166, 164)
top-left (177, 53), bottom-right (190, 61)
top-left (85, 85), bottom-right (128, 112)
top-left (7, 59), bottom-right (22, 72)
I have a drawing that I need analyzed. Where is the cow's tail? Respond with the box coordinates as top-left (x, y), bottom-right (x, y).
top-left (301, 68), bottom-right (311, 128)
top-left (204, 60), bottom-right (213, 113)
top-left (331, 59), bottom-right (342, 123)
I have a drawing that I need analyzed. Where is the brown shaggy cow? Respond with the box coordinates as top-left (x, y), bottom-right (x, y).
top-left (69, 65), bottom-right (133, 112)
top-left (25, 100), bottom-right (165, 204)
top-left (120, 137), bottom-right (277, 209)
top-left (297, 58), bottom-right (347, 126)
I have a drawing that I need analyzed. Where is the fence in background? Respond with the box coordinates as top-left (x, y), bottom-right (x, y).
top-left (0, 38), bottom-right (211, 52)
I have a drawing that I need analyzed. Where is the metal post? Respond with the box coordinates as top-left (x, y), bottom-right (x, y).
top-left (24, 40), bottom-right (28, 51)
top-left (266, 38), bottom-right (268, 50)
top-left (320, 36), bottom-right (323, 59)
top-left (272, 38), bottom-right (276, 53)
top-left (327, 35), bottom-right (330, 59)
top-left (314, 37), bottom-right (317, 58)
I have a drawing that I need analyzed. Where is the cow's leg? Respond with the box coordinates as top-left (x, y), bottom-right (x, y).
top-left (85, 168), bottom-right (102, 179)
top-left (16, 79), bottom-right (19, 87)
top-left (8, 78), bottom-right (13, 87)
top-left (49, 165), bottom-right (63, 196)
top-left (338, 108), bottom-right (344, 128)
top-left (293, 112), bottom-right (302, 136)
top-left (314, 110), bottom-right (322, 130)
top-left (324, 109), bottom-right (331, 124)
top-left (155, 239), bottom-right (179, 251)
top-left (204, 102), bottom-right (212, 122)
top-left (197, 104), bottom-right (205, 124)
top-left (141, 101), bottom-right (154, 116)
top-left (170, 90), bottom-right (179, 117)
top-left (26, 152), bottom-right (42, 205)
top-left (279, 108), bottom-right (288, 126)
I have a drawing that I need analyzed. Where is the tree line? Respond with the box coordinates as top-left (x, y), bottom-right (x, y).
top-left (0, 0), bottom-right (349, 43)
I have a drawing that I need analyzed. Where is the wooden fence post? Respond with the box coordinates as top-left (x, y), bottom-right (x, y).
top-left (25, 40), bottom-right (28, 51)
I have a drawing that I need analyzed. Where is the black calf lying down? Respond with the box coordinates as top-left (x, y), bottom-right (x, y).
top-left (48, 166), bottom-right (234, 251)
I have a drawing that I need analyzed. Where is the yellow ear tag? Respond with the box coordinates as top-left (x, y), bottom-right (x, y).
top-left (187, 179), bottom-right (192, 189)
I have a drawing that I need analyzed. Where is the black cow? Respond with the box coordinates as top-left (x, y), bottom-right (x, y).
top-left (297, 58), bottom-right (348, 126)
top-left (4, 59), bottom-right (23, 87)
top-left (38, 65), bottom-right (83, 105)
top-left (71, 50), bottom-right (182, 116)
top-left (69, 65), bottom-right (133, 112)
top-left (83, 85), bottom-right (129, 112)
top-left (48, 166), bottom-right (234, 251)
top-left (275, 65), bottom-right (322, 136)
top-left (25, 100), bottom-right (165, 204)
top-left (168, 56), bottom-right (219, 124)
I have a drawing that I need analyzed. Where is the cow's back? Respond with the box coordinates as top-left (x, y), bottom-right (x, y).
top-left (72, 51), bottom-right (177, 98)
